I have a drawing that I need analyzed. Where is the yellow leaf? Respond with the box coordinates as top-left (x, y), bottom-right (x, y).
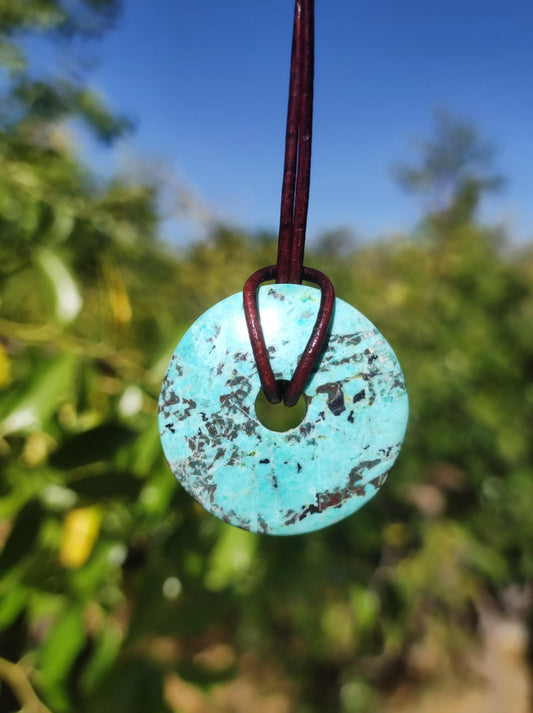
top-left (0, 344), bottom-right (11, 388)
top-left (103, 263), bottom-right (132, 325)
top-left (60, 506), bottom-right (102, 569)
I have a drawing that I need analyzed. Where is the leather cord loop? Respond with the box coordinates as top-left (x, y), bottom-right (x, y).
top-left (243, 266), bottom-right (335, 407)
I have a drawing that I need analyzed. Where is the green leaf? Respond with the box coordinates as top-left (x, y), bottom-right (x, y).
top-left (40, 605), bottom-right (86, 684)
top-left (0, 584), bottom-right (28, 628)
top-left (0, 500), bottom-right (43, 573)
top-left (0, 352), bottom-right (77, 435)
top-left (47, 204), bottom-right (76, 244)
top-left (76, 88), bottom-right (133, 144)
top-left (80, 623), bottom-right (123, 694)
top-left (205, 525), bottom-right (258, 592)
top-left (0, 39), bottom-right (27, 74)
top-left (35, 248), bottom-right (82, 324)
top-left (70, 542), bottom-right (116, 598)
top-left (349, 585), bottom-right (380, 633)
top-left (128, 419), bottom-right (163, 477)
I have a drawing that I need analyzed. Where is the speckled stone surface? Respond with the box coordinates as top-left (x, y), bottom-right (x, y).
top-left (159, 284), bottom-right (408, 535)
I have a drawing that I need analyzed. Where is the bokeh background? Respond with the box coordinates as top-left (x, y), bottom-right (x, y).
top-left (0, 2), bottom-right (532, 712)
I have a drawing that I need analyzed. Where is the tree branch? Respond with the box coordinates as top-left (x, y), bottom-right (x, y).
top-left (0, 657), bottom-right (53, 713)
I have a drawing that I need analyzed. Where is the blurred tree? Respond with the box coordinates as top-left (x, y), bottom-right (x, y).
top-left (0, 3), bottom-right (173, 710)
top-left (394, 111), bottom-right (505, 229)
top-left (0, 0), bottom-right (130, 142)
top-left (0, 0), bottom-right (119, 37)
top-left (0, 0), bottom-right (171, 358)
top-left (314, 226), bottom-right (358, 258)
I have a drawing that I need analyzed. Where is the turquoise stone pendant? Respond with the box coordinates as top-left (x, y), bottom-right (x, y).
top-left (159, 284), bottom-right (408, 535)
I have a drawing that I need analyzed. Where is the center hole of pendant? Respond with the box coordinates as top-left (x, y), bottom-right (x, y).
top-left (255, 380), bottom-right (307, 432)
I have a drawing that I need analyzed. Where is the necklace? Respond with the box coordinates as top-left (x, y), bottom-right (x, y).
top-left (159, 0), bottom-right (408, 535)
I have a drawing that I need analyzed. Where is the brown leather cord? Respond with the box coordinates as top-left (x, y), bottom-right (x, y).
top-left (276, 0), bottom-right (302, 284)
top-left (285, 0), bottom-right (314, 284)
top-left (243, 0), bottom-right (335, 407)
top-left (243, 265), bottom-right (335, 406)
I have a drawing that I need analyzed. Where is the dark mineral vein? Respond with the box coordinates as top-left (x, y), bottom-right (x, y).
top-left (317, 382), bottom-right (346, 416)
top-left (283, 458), bottom-right (383, 526)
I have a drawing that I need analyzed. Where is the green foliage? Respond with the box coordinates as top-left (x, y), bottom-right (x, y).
top-left (0, 0), bottom-right (130, 152)
top-left (1, 7), bottom-right (532, 712)
top-left (0, 0), bottom-right (119, 40)
top-left (2, 211), bottom-right (532, 711)
top-left (6, 79), bottom-right (132, 143)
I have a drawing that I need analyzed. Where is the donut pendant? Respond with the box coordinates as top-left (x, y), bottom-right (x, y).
top-left (159, 284), bottom-right (408, 535)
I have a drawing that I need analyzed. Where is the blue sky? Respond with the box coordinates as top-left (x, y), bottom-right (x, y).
top-left (41, 0), bottom-right (533, 245)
